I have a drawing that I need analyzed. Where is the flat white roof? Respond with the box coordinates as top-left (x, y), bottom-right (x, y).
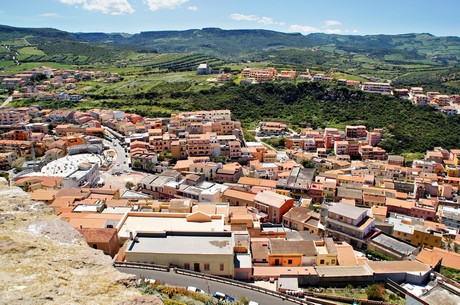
top-left (119, 214), bottom-right (225, 239)
top-left (33, 154), bottom-right (102, 177)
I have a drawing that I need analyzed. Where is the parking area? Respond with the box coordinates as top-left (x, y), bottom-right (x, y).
top-left (103, 171), bottom-right (147, 191)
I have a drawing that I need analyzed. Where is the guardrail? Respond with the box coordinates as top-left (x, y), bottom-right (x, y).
top-left (113, 261), bottom-right (170, 272)
top-left (173, 268), bottom-right (316, 305)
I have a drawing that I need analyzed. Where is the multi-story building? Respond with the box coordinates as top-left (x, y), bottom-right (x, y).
top-left (412, 94), bottom-right (429, 107)
top-left (187, 134), bottom-right (211, 156)
top-left (325, 202), bottom-right (375, 248)
top-left (367, 131), bottom-right (382, 146)
top-left (346, 125), bottom-right (367, 138)
top-left (361, 82), bottom-right (392, 95)
top-left (0, 109), bottom-right (23, 126)
top-left (440, 206), bottom-right (460, 229)
top-left (412, 226), bottom-right (442, 248)
top-left (125, 231), bottom-right (235, 278)
top-left (253, 190), bottom-right (294, 223)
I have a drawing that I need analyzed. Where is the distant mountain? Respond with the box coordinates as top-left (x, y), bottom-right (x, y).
top-left (1, 24), bottom-right (459, 66)
top-left (70, 27), bottom-right (460, 63)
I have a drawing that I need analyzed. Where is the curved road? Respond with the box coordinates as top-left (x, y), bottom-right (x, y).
top-left (116, 267), bottom-right (308, 305)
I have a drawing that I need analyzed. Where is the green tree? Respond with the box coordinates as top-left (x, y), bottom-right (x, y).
top-left (301, 158), bottom-right (314, 168)
top-left (145, 160), bottom-right (154, 170)
top-left (365, 284), bottom-right (385, 301)
top-left (133, 160), bottom-right (141, 168)
top-left (125, 181), bottom-right (134, 190)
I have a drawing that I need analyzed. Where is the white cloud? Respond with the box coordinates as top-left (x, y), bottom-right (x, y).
top-left (324, 28), bottom-right (342, 34)
top-left (323, 20), bottom-right (341, 27)
top-left (289, 24), bottom-right (319, 34)
top-left (353, 29), bottom-right (359, 33)
top-left (231, 13), bottom-right (257, 22)
top-left (144, 0), bottom-right (189, 11)
top-left (230, 13), bottom-right (284, 25)
top-left (59, 0), bottom-right (86, 4)
top-left (187, 6), bottom-right (197, 11)
top-left (58, 0), bottom-right (134, 15)
top-left (40, 13), bottom-right (60, 17)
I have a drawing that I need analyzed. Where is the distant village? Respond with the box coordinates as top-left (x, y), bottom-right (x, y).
top-left (199, 63), bottom-right (460, 116)
top-left (0, 65), bottom-right (460, 302)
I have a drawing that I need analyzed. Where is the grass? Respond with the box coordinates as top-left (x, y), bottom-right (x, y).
top-left (17, 47), bottom-right (46, 56)
top-left (329, 72), bottom-right (367, 83)
top-left (2, 61), bottom-right (77, 73)
top-left (401, 152), bottom-right (425, 164)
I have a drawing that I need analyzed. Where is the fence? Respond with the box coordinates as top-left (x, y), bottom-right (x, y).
top-left (174, 267), bottom-right (315, 305)
top-left (113, 261), bottom-right (170, 272)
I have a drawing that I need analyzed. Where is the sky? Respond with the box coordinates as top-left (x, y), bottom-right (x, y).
top-left (1, 0), bottom-right (459, 36)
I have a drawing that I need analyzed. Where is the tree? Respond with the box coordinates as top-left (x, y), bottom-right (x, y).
top-left (365, 284), bottom-right (385, 301)
top-left (133, 160), bottom-right (141, 168)
top-left (125, 181), bottom-right (134, 190)
top-left (301, 158), bottom-right (314, 168)
top-left (145, 160), bottom-right (154, 170)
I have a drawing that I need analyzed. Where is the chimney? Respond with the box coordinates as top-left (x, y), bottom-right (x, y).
top-left (79, 224), bottom-right (83, 229)
top-left (129, 231), bottom-right (134, 240)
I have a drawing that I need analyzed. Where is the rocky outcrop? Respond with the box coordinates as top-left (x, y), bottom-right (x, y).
top-left (0, 186), bottom-right (162, 305)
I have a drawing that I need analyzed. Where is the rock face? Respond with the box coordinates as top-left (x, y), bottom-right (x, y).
top-left (0, 186), bottom-right (162, 305)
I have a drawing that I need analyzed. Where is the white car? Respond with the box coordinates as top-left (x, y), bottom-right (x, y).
top-left (249, 302), bottom-right (259, 305)
top-left (187, 286), bottom-right (205, 293)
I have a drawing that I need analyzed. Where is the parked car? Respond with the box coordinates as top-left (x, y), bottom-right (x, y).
top-left (249, 301), bottom-right (259, 305)
top-left (187, 286), bottom-right (205, 293)
top-left (213, 292), bottom-right (235, 302)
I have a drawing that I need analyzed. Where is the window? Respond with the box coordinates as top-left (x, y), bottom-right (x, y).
top-left (331, 259), bottom-right (336, 264)
top-left (288, 259), bottom-right (293, 264)
top-left (220, 264), bottom-right (224, 271)
top-left (320, 259), bottom-right (325, 264)
top-left (184, 263), bottom-right (190, 270)
top-left (204, 263), bottom-right (210, 271)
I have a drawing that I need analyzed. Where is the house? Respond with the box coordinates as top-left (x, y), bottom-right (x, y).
top-left (368, 232), bottom-right (417, 260)
top-left (197, 63), bottom-right (212, 75)
top-left (416, 247), bottom-right (460, 270)
top-left (361, 82), bottom-right (392, 95)
top-left (222, 189), bottom-right (256, 207)
top-left (268, 239), bottom-right (317, 266)
top-left (412, 225), bottom-right (442, 248)
top-left (325, 201), bottom-right (375, 248)
top-left (282, 206), bottom-right (322, 234)
top-left (253, 191), bottom-right (294, 223)
top-left (124, 231), bottom-right (235, 278)
top-left (77, 227), bottom-right (120, 257)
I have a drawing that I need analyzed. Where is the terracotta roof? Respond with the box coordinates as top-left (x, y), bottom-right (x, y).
top-left (335, 242), bottom-right (359, 266)
top-left (284, 206), bottom-right (312, 223)
top-left (77, 227), bottom-right (117, 243)
top-left (416, 247), bottom-right (460, 270)
top-left (269, 239), bottom-right (317, 256)
top-left (237, 177), bottom-right (277, 188)
top-left (385, 197), bottom-right (414, 210)
top-left (254, 191), bottom-right (292, 208)
top-left (367, 261), bottom-right (431, 273)
top-left (30, 189), bottom-right (59, 201)
top-left (251, 240), bottom-right (269, 261)
top-left (223, 189), bottom-right (256, 202)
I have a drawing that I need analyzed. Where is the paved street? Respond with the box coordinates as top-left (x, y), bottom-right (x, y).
top-left (0, 95), bottom-right (12, 108)
top-left (117, 267), bottom-right (304, 305)
top-left (100, 136), bottom-right (147, 190)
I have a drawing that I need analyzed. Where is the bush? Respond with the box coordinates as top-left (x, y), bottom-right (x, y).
top-left (365, 284), bottom-right (385, 301)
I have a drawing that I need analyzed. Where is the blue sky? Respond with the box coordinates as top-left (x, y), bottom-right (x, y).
top-left (1, 0), bottom-right (459, 36)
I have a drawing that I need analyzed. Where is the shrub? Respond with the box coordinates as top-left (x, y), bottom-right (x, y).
top-left (365, 284), bottom-right (385, 301)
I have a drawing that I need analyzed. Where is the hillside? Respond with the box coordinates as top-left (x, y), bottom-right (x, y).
top-left (71, 27), bottom-right (460, 64)
top-left (2, 24), bottom-right (460, 90)
top-left (12, 78), bottom-right (460, 155)
top-left (0, 184), bottom-right (166, 304)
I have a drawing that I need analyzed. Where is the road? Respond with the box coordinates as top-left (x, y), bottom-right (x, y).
top-left (0, 95), bottom-right (12, 108)
top-left (116, 267), bottom-right (304, 305)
